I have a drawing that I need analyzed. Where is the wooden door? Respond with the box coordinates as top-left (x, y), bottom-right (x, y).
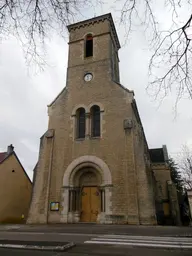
top-left (81, 187), bottom-right (91, 222)
top-left (90, 187), bottom-right (100, 222)
top-left (81, 187), bottom-right (100, 222)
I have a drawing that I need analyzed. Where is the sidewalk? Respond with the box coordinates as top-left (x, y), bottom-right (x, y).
top-left (0, 239), bottom-right (75, 252)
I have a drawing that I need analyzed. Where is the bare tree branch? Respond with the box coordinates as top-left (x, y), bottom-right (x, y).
top-left (0, 0), bottom-right (192, 103)
top-left (0, 0), bottom-right (102, 67)
top-left (177, 144), bottom-right (192, 190)
top-left (148, 14), bottom-right (192, 102)
top-left (119, 0), bottom-right (192, 103)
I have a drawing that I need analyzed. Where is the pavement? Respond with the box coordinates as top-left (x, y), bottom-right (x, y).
top-left (0, 224), bottom-right (191, 254)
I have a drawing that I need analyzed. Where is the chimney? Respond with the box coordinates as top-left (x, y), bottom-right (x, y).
top-left (7, 144), bottom-right (14, 155)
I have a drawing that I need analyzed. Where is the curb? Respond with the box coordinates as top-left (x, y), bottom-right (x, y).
top-left (0, 242), bottom-right (75, 251)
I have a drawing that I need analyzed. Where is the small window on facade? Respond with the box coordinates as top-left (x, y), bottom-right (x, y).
top-left (76, 108), bottom-right (86, 139)
top-left (85, 34), bottom-right (93, 57)
top-left (91, 105), bottom-right (101, 137)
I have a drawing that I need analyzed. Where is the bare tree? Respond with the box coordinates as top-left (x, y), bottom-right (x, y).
top-left (1, 0), bottom-right (192, 101)
top-left (178, 145), bottom-right (192, 190)
top-left (119, 0), bottom-right (192, 102)
top-left (0, 0), bottom-right (101, 67)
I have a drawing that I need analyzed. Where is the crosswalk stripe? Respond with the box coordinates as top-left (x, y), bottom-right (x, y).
top-left (100, 234), bottom-right (192, 241)
top-left (91, 238), bottom-right (192, 245)
top-left (84, 235), bottom-right (192, 249)
top-left (84, 240), bottom-right (192, 249)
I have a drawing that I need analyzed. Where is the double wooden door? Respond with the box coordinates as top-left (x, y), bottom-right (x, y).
top-left (80, 186), bottom-right (100, 222)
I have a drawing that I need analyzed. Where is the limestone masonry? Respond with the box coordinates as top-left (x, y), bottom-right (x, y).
top-left (27, 13), bottom-right (180, 225)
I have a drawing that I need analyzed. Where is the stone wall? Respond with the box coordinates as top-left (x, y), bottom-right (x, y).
top-left (28, 14), bottom-right (157, 225)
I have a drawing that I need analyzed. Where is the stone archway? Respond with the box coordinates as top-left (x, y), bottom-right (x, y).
top-left (61, 156), bottom-right (112, 224)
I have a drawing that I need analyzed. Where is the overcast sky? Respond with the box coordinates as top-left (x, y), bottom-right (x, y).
top-left (0, 2), bottom-right (192, 181)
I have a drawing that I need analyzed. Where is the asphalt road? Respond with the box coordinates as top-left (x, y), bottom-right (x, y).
top-left (0, 246), bottom-right (192, 256)
top-left (0, 224), bottom-right (192, 255)
top-left (1, 224), bottom-right (192, 237)
top-left (0, 231), bottom-right (92, 243)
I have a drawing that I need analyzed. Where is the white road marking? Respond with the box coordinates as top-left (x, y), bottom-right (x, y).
top-left (84, 234), bottom-right (192, 249)
top-left (84, 240), bottom-right (192, 249)
top-left (91, 238), bottom-right (192, 245)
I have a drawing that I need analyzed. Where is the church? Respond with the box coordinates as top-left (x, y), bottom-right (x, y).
top-left (27, 13), bottom-right (180, 225)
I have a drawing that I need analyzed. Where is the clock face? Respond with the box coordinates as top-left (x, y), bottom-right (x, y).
top-left (84, 73), bottom-right (93, 82)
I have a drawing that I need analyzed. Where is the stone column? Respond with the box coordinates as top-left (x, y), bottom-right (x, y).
top-left (61, 186), bottom-right (70, 223)
top-left (104, 185), bottom-right (113, 223)
top-left (85, 112), bottom-right (90, 138)
top-left (124, 120), bottom-right (140, 225)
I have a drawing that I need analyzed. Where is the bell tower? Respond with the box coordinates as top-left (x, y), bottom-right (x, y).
top-left (66, 13), bottom-right (121, 87)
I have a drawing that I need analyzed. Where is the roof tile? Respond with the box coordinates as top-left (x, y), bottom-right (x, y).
top-left (0, 152), bottom-right (7, 163)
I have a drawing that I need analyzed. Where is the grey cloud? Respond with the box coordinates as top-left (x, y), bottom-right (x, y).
top-left (0, 7), bottom-right (192, 181)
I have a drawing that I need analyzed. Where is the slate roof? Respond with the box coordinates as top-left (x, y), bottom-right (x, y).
top-left (149, 148), bottom-right (165, 163)
top-left (0, 152), bottom-right (7, 163)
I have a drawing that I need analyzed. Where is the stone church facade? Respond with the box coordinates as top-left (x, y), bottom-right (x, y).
top-left (27, 13), bottom-right (180, 225)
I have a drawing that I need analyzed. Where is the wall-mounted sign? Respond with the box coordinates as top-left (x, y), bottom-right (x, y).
top-left (50, 202), bottom-right (59, 211)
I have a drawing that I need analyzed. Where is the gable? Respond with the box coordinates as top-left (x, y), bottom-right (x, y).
top-left (0, 152), bottom-right (32, 184)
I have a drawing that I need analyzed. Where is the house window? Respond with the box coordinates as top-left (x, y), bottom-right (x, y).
top-left (85, 34), bottom-right (93, 57)
top-left (91, 105), bottom-right (100, 137)
top-left (76, 108), bottom-right (86, 139)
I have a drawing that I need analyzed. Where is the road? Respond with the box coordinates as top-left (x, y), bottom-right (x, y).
top-left (0, 224), bottom-right (192, 255)
top-left (1, 224), bottom-right (192, 237)
top-left (0, 246), bottom-right (192, 256)
top-left (0, 232), bottom-right (192, 248)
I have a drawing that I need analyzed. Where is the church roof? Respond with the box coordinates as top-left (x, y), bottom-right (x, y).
top-left (67, 13), bottom-right (121, 50)
top-left (149, 148), bottom-right (165, 163)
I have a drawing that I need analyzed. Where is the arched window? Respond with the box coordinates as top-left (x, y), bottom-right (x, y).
top-left (91, 105), bottom-right (100, 137)
top-left (76, 108), bottom-right (86, 139)
top-left (85, 34), bottom-right (93, 57)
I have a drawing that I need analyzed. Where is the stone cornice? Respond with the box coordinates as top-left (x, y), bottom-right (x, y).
top-left (151, 163), bottom-right (169, 169)
top-left (67, 13), bottom-right (120, 50)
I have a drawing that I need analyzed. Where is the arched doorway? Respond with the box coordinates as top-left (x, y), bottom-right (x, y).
top-left (73, 167), bottom-right (101, 222)
top-left (61, 156), bottom-right (112, 224)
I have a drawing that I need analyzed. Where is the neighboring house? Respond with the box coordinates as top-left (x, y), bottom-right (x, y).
top-left (0, 144), bottom-right (32, 223)
top-left (27, 13), bottom-right (180, 225)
